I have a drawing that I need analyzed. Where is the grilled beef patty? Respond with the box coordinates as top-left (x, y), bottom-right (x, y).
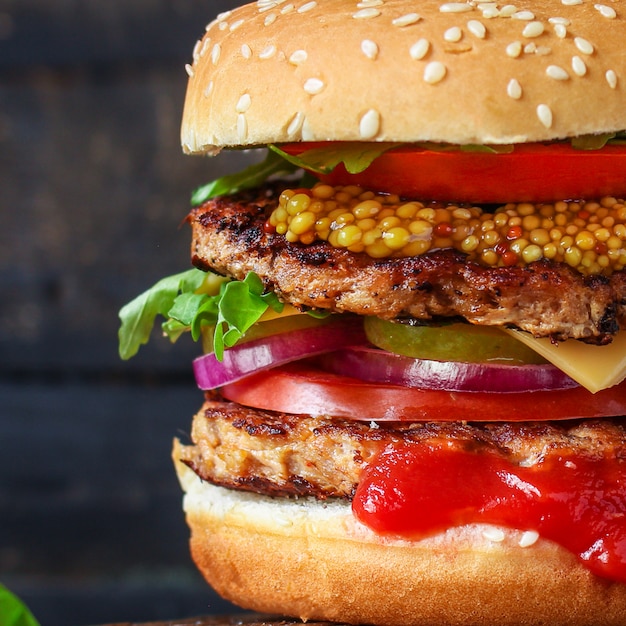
top-left (189, 185), bottom-right (626, 344)
top-left (176, 395), bottom-right (626, 500)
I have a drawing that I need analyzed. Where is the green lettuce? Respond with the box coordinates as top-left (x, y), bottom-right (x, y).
top-left (191, 149), bottom-right (300, 206)
top-left (118, 268), bottom-right (283, 361)
top-left (269, 142), bottom-right (403, 174)
top-left (0, 585), bottom-right (40, 626)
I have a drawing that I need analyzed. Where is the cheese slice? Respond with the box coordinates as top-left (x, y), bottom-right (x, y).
top-left (504, 329), bottom-right (626, 394)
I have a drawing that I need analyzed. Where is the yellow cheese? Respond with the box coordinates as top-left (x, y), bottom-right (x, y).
top-left (504, 329), bottom-right (626, 394)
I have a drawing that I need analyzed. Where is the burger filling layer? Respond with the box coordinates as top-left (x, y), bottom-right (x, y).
top-left (177, 400), bottom-right (626, 583)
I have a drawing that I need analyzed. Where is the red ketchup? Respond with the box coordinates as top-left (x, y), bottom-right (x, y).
top-left (353, 442), bottom-right (626, 582)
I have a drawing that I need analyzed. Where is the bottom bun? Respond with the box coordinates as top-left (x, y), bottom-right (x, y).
top-left (174, 443), bottom-right (626, 626)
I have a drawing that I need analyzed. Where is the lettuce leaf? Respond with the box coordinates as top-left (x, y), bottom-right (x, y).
top-left (118, 268), bottom-right (283, 361)
top-left (191, 149), bottom-right (300, 205)
top-left (269, 142), bottom-right (403, 174)
top-left (0, 585), bottom-right (40, 626)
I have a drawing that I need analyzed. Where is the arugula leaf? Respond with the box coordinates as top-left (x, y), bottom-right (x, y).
top-left (0, 584), bottom-right (40, 626)
top-left (119, 268), bottom-right (284, 361)
top-left (270, 142), bottom-right (402, 175)
top-left (118, 268), bottom-right (209, 360)
top-left (191, 149), bottom-right (300, 205)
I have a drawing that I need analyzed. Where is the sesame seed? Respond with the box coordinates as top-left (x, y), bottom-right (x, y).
top-left (289, 49), bottom-right (308, 64)
top-left (606, 70), bottom-right (618, 89)
top-left (184, 63), bottom-right (194, 77)
top-left (361, 39), bottom-right (380, 59)
top-left (192, 39), bottom-right (202, 61)
top-left (230, 18), bottom-right (246, 30)
top-left (211, 43), bottom-right (221, 65)
top-left (561, 0), bottom-right (582, 4)
top-left (241, 44), bottom-right (252, 59)
top-left (303, 77), bottom-right (325, 94)
top-left (507, 78), bottom-right (522, 99)
top-left (258, 1), bottom-right (278, 11)
top-left (217, 10), bottom-right (233, 21)
top-left (482, 528), bottom-right (505, 542)
top-left (482, 6), bottom-right (500, 18)
top-left (574, 37), bottom-right (594, 55)
top-left (298, 1), bottom-right (317, 13)
top-left (392, 13), bottom-right (422, 27)
top-left (537, 103), bottom-right (553, 128)
top-left (204, 81), bottom-right (214, 97)
top-left (440, 2), bottom-right (473, 12)
top-left (263, 13), bottom-right (277, 26)
top-left (519, 530), bottom-right (540, 548)
top-left (512, 10), bottom-right (535, 20)
top-left (522, 21), bottom-right (544, 38)
top-left (410, 38), bottom-right (431, 60)
top-left (524, 42), bottom-right (537, 53)
top-left (236, 93), bottom-right (252, 113)
top-left (595, 3), bottom-right (617, 18)
top-left (200, 38), bottom-right (211, 57)
top-left (353, 7), bottom-right (382, 18)
top-left (358, 0), bottom-right (384, 6)
top-left (572, 55), bottom-right (587, 76)
top-left (359, 109), bottom-right (381, 139)
top-left (546, 65), bottom-right (569, 80)
top-left (444, 26), bottom-right (463, 42)
top-left (549, 16), bottom-right (570, 25)
top-left (499, 5), bottom-right (518, 17)
top-left (553, 23), bottom-right (567, 38)
top-left (536, 46), bottom-right (551, 55)
top-left (281, 4), bottom-right (295, 13)
top-left (259, 45), bottom-right (277, 59)
top-left (506, 41), bottom-right (523, 58)
top-left (467, 19), bottom-right (486, 38)
top-left (218, 21), bottom-right (228, 31)
top-left (287, 111), bottom-right (305, 137)
top-left (237, 114), bottom-right (248, 142)
top-left (424, 61), bottom-right (447, 84)
top-left (301, 117), bottom-right (314, 141)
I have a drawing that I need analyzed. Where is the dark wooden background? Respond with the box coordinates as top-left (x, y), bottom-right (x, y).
top-left (0, 2), bottom-right (259, 624)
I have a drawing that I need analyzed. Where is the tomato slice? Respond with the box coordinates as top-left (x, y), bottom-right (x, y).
top-left (281, 142), bottom-right (626, 203)
top-left (220, 362), bottom-right (626, 422)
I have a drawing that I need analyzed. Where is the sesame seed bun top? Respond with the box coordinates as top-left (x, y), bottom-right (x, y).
top-left (181, 0), bottom-right (625, 155)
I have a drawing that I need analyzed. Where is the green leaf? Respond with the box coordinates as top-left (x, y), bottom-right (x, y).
top-left (191, 149), bottom-right (300, 205)
top-left (118, 268), bottom-right (287, 361)
top-left (118, 268), bottom-right (207, 360)
top-left (211, 276), bottom-right (283, 361)
top-left (270, 142), bottom-right (402, 175)
top-left (572, 132), bottom-right (617, 150)
top-left (0, 584), bottom-right (40, 626)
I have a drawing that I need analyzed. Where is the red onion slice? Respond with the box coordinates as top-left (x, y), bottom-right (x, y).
top-left (318, 346), bottom-right (579, 393)
top-left (193, 319), bottom-right (367, 390)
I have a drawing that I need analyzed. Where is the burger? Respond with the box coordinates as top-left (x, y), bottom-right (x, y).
top-left (119, 0), bottom-right (626, 624)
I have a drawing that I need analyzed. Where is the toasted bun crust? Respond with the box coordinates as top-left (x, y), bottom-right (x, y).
top-left (181, 0), bottom-right (626, 154)
top-left (174, 450), bottom-right (626, 626)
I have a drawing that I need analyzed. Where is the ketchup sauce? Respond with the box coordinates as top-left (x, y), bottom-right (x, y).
top-left (353, 442), bottom-right (626, 582)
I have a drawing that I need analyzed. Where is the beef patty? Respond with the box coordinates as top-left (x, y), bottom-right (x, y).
top-left (176, 396), bottom-right (626, 500)
top-left (188, 185), bottom-right (626, 344)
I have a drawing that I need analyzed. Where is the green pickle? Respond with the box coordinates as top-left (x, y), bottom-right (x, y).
top-left (201, 313), bottom-right (330, 354)
top-left (364, 317), bottom-right (546, 365)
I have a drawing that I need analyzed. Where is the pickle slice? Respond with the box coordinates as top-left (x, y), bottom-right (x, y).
top-left (201, 308), bottom-right (331, 354)
top-left (364, 317), bottom-right (546, 364)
